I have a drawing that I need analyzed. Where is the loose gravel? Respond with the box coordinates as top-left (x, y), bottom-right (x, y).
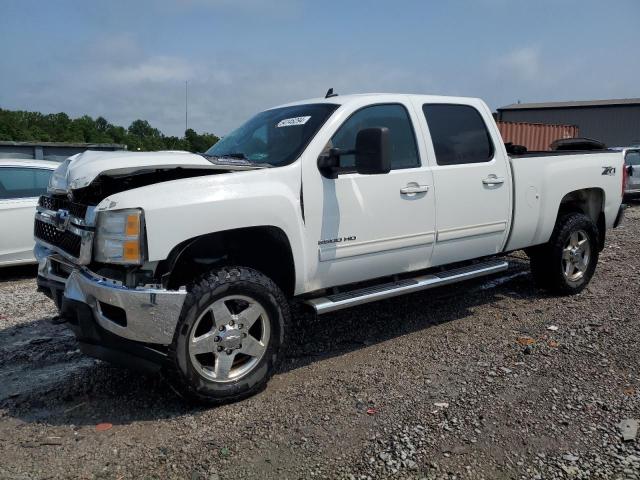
top-left (1, 203), bottom-right (639, 480)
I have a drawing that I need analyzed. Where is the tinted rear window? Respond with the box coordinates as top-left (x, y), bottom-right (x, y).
top-left (422, 104), bottom-right (494, 165)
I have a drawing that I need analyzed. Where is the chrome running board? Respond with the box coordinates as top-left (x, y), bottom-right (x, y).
top-left (305, 260), bottom-right (509, 314)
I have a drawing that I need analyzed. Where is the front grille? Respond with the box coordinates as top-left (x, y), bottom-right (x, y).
top-left (34, 219), bottom-right (82, 257)
top-left (38, 195), bottom-right (88, 219)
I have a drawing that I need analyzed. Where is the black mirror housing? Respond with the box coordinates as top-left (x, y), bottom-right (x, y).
top-left (355, 127), bottom-right (391, 175)
top-left (317, 148), bottom-right (341, 179)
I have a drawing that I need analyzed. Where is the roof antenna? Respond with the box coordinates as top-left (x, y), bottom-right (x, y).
top-left (325, 88), bottom-right (338, 98)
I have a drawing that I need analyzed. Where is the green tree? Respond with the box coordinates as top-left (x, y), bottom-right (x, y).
top-left (184, 128), bottom-right (219, 152)
top-left (0, 108), bottom-right (219, 153)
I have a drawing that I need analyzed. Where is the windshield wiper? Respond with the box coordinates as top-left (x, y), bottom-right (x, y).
top-left (201, 152), bottom-right (248, 162)
top-left (200, 153), bottom-right (271, 168)
top-left (219, 152), bottom-right (247, 160)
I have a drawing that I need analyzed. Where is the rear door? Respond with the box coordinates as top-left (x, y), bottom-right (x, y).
top-left (0, 166), bottom-right (52, 265)
top-left (416, 101), bottom-right (512, 266)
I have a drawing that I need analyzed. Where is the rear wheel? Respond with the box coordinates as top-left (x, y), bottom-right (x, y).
top-left (530, 213), bottom-right (599, 294)
top-left (167, 267), bottom-right (289, 404)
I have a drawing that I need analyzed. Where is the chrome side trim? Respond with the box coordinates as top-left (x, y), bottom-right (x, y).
top-left (318, 231), bottom-right (436, 262)
top-left (306, 260), bottom-right (508, 314)
top-left (436, 221), bottom-right (507, 243)
top-left (64, 269), bottom-right (187, 345)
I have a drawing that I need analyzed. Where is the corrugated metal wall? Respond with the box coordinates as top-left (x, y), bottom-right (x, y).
top-left (497, 121), bottom-right (578, 151)
top-left (497, 105), bottom-right (640, 147)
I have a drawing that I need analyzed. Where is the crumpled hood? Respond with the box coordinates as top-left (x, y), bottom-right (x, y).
top-left (49, 150), bottom-right (227, 192)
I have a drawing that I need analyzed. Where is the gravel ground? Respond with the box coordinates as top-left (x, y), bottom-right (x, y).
top-left (1, 203), bottom-right (639, 480)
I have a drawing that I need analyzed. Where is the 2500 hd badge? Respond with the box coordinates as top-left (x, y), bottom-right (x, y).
top-left (318, 236), bottom-right (356, 246)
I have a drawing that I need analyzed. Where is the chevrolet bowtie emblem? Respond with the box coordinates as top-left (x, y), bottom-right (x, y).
top-left (53, 209), bottom-right (71, 232)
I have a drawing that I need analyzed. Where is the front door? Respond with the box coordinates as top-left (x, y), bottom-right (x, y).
top-left (303, 101), bottom-right (436, 290)
top-left (418, 101), bottom-right (511, 266)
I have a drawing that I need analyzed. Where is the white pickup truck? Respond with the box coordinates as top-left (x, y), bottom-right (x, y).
top-left (34, 93), bottom-right (628, 403)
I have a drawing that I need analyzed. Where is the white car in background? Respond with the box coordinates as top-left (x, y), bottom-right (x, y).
top-left (0, 159), bottom-right (58, 266)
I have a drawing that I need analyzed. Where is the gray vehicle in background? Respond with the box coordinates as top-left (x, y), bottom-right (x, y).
top-left (613, 147), bottom-right (640, 197)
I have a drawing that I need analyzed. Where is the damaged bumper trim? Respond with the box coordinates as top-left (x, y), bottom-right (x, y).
top-left (64, 269), bottom-right (187, 345)
top-left (36, 247), bottom-right (187, 345)
top-left (62, 298), bottom-right (167, 373)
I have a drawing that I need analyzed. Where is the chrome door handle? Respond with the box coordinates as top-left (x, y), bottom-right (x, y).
top-left (400, 184), bottom-right (429, 194)
top-left (482, 175), bottom-right (505, 186)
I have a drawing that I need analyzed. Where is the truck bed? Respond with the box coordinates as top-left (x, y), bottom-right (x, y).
top-left (505, 150), bottom-right (624, 252)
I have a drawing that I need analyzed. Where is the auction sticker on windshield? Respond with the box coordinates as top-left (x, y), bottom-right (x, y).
top-left (277, 116), bottom-right (311, 127)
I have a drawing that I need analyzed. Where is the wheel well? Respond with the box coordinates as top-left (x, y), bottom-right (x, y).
top-left (158, 226), bottom-right (296, 295)
top-left (557, 188), bottom-right (606, 250)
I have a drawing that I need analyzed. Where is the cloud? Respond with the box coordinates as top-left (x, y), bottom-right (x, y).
top-left (2, 29), bottom-right (438, 137)
top-left (4, 30), bottom-right (638, 139)
top-left (172, 0), bottom-right (301, 16)
top-left (493, 46), bottom-right (542, 80)
top-left (91, 33), bottom-right (141, 61)
top-left (102, 57), bottom-right (195, 84)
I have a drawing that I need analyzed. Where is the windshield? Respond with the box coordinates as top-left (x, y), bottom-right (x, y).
top-left (205, 103), bottom-right (339, 166)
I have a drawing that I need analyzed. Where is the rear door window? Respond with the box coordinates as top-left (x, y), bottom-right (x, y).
top-left (0, 167), bottom-right (53, 199)
top-left (422, 104), bottom-right (494, 166)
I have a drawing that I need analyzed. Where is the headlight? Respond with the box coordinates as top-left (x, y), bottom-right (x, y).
top-left (48, 158), bottom-right (71, 193)
top-left (94, 209), bottom-right (145, 264)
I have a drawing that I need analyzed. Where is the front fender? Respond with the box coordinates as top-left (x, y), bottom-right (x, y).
top-left (95, 163), bottom-right (307, 293)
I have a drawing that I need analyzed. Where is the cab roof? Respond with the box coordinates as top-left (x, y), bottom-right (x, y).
top-left (275, 92), bottom-right (482, 109)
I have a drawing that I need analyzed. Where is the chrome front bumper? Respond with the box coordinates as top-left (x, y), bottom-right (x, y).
top-left (37, 248), bottom-right (187, 345)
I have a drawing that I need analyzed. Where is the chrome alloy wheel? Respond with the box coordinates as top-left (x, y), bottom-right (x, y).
top-left (562, 230), bottom-right (591, 283)
top-left (188, 295), bottom-right (270, 383)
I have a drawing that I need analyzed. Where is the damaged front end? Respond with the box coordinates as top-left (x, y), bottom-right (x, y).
top-left (34, 151), bottom-right (235, 369)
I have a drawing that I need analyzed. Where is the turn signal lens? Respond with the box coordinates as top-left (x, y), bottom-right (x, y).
top-left (125, 214), bottom-right (140, 236)
top-left (123, 240), bottom-right (141, 262)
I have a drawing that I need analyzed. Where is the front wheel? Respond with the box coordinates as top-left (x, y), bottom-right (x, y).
top-left (529, 213), bottom-right (599, 294)
top-left (167, 267), bottom-right (289, 404)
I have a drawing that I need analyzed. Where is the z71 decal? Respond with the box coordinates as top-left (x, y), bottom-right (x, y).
top-left (602, 166), bottom-right (616, 176)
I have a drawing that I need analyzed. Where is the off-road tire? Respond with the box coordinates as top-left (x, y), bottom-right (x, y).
top-left (529, 213), bottom-right (599, 295)
top-left (166, 266), bottom-right (289, 404)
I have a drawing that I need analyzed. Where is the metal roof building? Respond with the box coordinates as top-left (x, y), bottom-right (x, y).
top-left (0, 141), bottom-right (126, 162)
top-left (497, 98), bottom-right (640, 147)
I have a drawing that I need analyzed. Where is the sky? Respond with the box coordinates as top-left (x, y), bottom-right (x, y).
top-left (1, 0), bottom-right (638, 137)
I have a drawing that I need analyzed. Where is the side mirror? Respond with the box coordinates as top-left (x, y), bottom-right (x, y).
top-left (355, 127), bottom-right (391, 175)
top-left (317, 148), bottom-right (341, 179)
